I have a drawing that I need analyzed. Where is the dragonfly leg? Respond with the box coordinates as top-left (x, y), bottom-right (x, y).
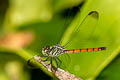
top-left (54, 58), bottom-right (59, 68)
top-left (41, 55), bottom-right (50, 62)
top-left (46, 57), bottom-right (52, 68)
top-left (43, 57), bottom-right (50, 62)
top-left (56, 57), bottom-right (62, 67)
top-left (41, 55), bottom-right (48, 57)
top-left (49, 57), bottom-right (52, 65)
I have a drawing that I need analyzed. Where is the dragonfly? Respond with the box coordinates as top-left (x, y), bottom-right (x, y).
top-left (28, 10), bottom-right (107, 69)
top-left (41, 44), bottom-right (106, 68)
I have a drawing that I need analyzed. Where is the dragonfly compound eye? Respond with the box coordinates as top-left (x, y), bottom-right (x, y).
top-left (42, 46), bottom-right (50, 56)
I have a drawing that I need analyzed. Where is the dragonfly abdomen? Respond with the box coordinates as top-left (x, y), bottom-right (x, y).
top-left (64, 47), bottom-right (106, 53)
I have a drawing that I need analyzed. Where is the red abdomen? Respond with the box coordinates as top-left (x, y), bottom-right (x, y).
top-left (64, 47), bottom-right (106, 53)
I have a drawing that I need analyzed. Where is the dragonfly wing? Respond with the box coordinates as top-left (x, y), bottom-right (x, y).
top-left (57, 53), bottom-right (71, 69)
top-left (60, 11), bottom-right (99, 48)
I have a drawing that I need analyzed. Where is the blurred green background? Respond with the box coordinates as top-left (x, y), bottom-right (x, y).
top-left (0, 0), bottom-right (120, 80)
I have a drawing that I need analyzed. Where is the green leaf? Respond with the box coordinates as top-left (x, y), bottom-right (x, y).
top-left (97, 54), bottom-right (120, 80)
top-left (0, 52), bottom-right (30, 80)
top-left (0, 0), bottom-right (120, 80)
top-left (60, 0), bottom-right (120, 79)
top-left (54, 0), bottom-right (83, 12)
top-left (2, 0), bottom-right (53, 32)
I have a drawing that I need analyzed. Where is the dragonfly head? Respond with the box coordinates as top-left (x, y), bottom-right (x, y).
top-left (42, 46), bottom-right (50, 56)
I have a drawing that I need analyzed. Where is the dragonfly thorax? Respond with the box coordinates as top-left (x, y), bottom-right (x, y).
top-left (42, 44), bottom-right (65, 57)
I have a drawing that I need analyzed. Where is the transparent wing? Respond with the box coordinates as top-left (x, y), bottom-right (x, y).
top-left (59, 53), bottom-right (71, 69)
top-left (52, 53), bottom-right (71, 69)
top-left (60, 11), bottom-right (100, 48)
top-left (56, 7), bottom-right (80, 44)
top-left (57, 11), bottom-right (102, 70)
